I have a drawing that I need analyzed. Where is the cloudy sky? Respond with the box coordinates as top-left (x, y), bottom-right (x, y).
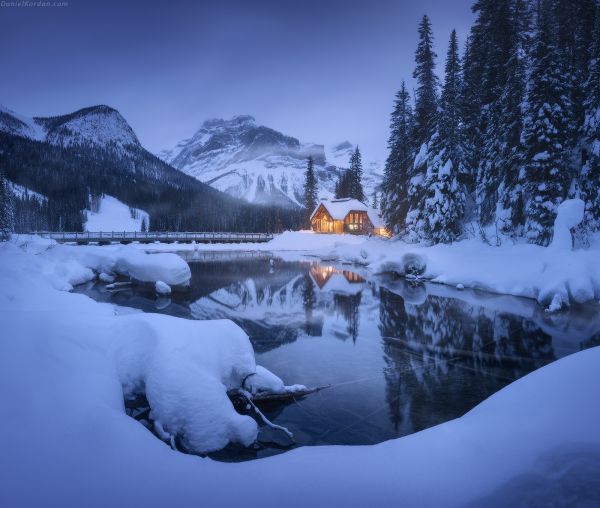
top-left (0, 0), bottom-right (474, 163)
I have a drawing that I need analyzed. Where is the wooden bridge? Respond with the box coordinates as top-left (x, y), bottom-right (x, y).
top-left (38, 231), bottom-right (275, 245)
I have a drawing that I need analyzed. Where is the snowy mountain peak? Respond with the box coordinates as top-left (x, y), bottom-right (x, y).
top-left (202, 115), bottom-right (256, 129)
top-left (160, 115), bottom-right (332, 207)
top-left (0, 104), bottom-right (140, 153)
top-left (160, 116), bottom-right (384, 208)
top-left (34, 105), bottom-right (140, 150)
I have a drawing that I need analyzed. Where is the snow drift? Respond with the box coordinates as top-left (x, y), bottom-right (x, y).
top-left (0, 236), bottom-right (599, 507)
top-left (0, 239), bottom-right (293, 454)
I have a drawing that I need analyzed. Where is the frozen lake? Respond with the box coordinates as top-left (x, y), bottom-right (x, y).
top-left (76, 251), bottom-right (600, 460)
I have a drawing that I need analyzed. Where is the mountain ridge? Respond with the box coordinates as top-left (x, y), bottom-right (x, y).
top-left (160, 115), bottom-right (383, 207)
top-left (0, 104), bottom-right (140, 154)
top-left (0, 104), bottom-right (303, 233)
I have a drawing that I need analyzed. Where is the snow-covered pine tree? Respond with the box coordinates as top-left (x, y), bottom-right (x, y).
top-left (496, 0), bottom-right (532, 235)
top-left (581, 1), bottom-right (600, 232)
top-left (405, 15), bottom-right (439, 239)
top-left (420, 30), bottom-right (467, 243)
top-left (303, 156), bottom-right (318, 226)
top-left (381, 82), bottom-right (415, 233)
top-left (459, 36), bottom-right (484, 197)
top-left (0, 169), bottom-right (15, 241)
top-left (412, 15), bottom-right (439, 147)
top-left (371, 190), bottom-right (379, 209)
top-left (472, 0), bottom-right (514, 227)
top-left (348, 147), bottom-right (365, 202)
top-left (522, 0), bottom-right (576, 245)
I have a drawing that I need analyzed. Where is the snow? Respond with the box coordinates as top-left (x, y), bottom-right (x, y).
top-left (9, 235), bottom-right (191, 288)
top-left (132, 221), bottom-right (600, 310)
top-left (7, 181), bottom-right (48, 203)
top-left (312, 231), bottom-right (600, 310)
top-left (549, 198), bottom-right (585, 251)
top-left (0, 240), bottom-right (293, 455)
top-left (112, 315), bottom-right (260, 453)
top-left (1, 237), bottom-right (599, 506)
top-left (114, 250), bottom-right (191, 287)
top-left (99, 272), bottom-right (115, 283)
top-left (244, 365), bottom-right (306, 395)
top-left (140, 230), bottom-right (367, 256)
top-left (155, 280), bottom-right (171, 295)
top-left (84, 195), bottom-right (149, 232)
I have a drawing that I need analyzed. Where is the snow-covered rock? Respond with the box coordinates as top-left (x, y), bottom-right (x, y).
top-left (99, 272), bottom-right (115, 283)
top-left (115, 251), bottom-right (191, 287)
top-left (0, 240), bottom-right (296, 455)
top-left (111, 315), bottom-right (260, 453)
top-left (154, 280), bottom-right (171, 295)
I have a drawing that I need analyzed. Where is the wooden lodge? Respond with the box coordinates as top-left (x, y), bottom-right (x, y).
top-left (310, 198), bottom-right (388, 236)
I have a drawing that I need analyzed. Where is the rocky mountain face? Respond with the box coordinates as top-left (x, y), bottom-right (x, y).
top-left (0, 104), bottom-right (140, 155)
top-left (160, 116), bottom-right (382, 208)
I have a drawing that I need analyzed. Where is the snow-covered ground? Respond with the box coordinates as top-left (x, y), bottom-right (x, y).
top-left (1, 235), bottom-right (599, 507)
top-left (84, 195), bottom-right (149, 232)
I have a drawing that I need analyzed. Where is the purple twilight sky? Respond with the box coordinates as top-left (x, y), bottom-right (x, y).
top-left (0, 0), bottom-right (475, 163)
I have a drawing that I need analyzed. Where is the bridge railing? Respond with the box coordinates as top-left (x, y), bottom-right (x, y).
top-left (36, 231), bottom-right (275, 243)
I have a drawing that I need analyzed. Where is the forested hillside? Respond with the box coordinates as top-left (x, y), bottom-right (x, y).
top-left (381, 0), bottom-right (600, 246)
top-left (0, 108), bottom-right (302, 233)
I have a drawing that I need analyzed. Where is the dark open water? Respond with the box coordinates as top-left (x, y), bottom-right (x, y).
top-left (75, 251), bottom-right (600, 460)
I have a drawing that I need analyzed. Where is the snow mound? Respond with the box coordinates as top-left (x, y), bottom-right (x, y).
top-left (155, 280), bottom-right (171, 295)
top-left (245, 365), bottom-right (307, 395)
top-left (549, 198), bottom-right (585, 251)
top-left (401, 252), bottom-right (427, 276)
top-left (111, 316), bottom-right (260, 453)
top-left (115, 251), bottom-right (190, 287)
top-left (84, 195), bottom-right (149, 232)
top-left (99, 272), bottom-right (115, 283)
top-left (11, 236), bottom-right (191, 288)
top-left (0, 240), bottom-right (297, 456)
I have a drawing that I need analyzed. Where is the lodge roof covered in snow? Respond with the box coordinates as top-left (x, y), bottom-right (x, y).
top-left (310, 198), bottom-right (384, 228)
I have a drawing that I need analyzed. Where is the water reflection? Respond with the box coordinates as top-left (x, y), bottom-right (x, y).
top-left (76, 253), bottom-right (600, 456)
top-left (378, 282), bottom-right (556, 434)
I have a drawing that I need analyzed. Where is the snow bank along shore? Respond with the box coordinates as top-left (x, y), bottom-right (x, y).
top-left (1, 235), bottom-right (599, 507)
top-left (14, 235), bottom-right (192, 289)
top-left (315, 200), bottom-right (600, 312)
top-left (0, 237), bottom-right (300, 454)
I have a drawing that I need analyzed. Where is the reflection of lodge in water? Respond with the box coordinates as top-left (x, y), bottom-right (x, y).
top-left (309, 265), bottom-right (366, 342)
top-left (309, 265), bottom-right (365, 294)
